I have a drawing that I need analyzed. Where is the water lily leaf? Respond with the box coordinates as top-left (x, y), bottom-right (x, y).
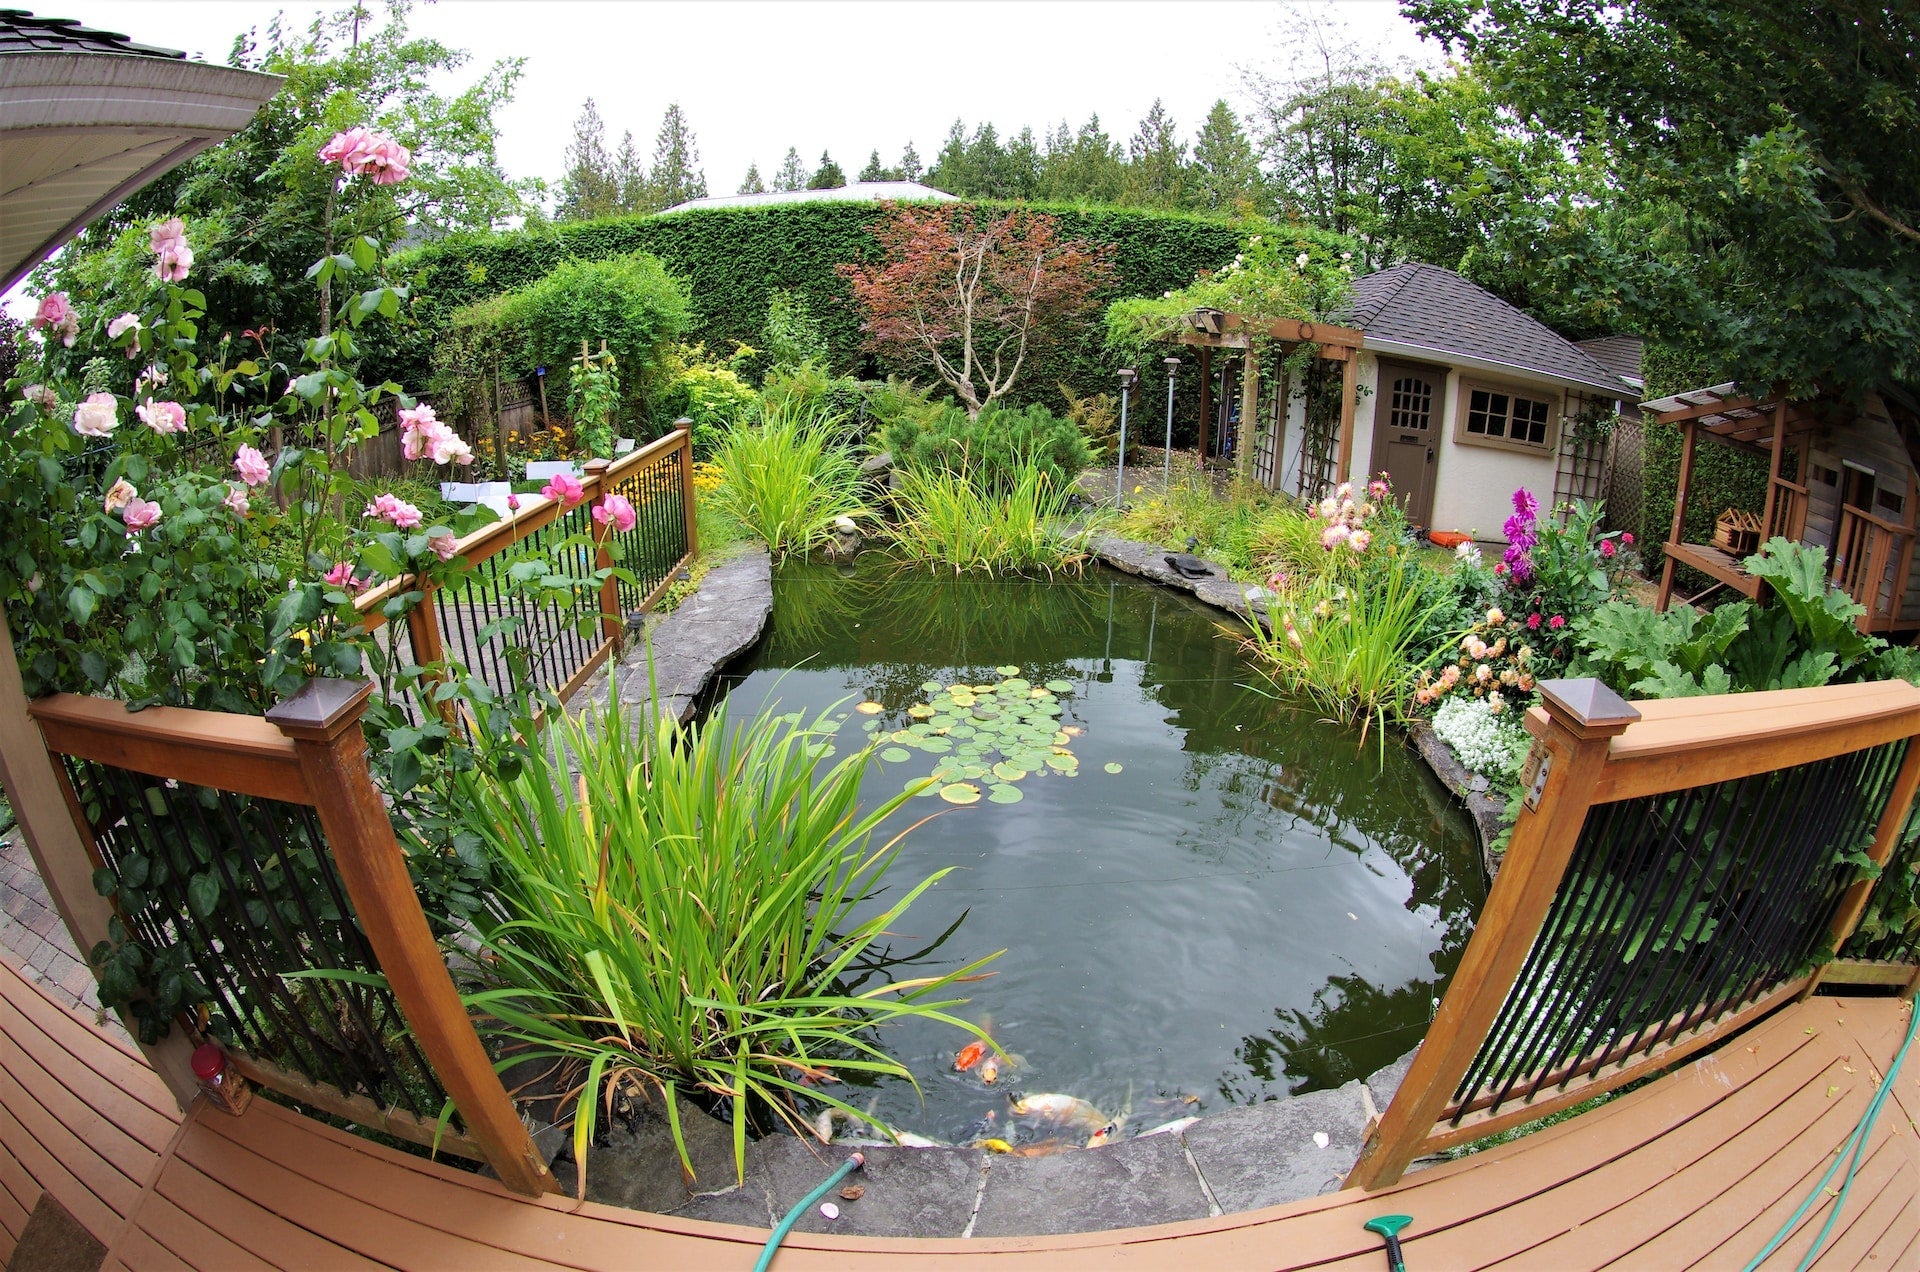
top-left (996, 665), bottom-right (1020, 676)
top-left (949, 693), bottom-right (976, 709)
top-left (856, 701), bottom-right (884, 714)
top-left (1104, 762), bottom-right (1123, 774)
top-left (861, 719), bottom-right (881, 732)
top-left (907, 723), bottom-right (932, 736)
top-left (930, 714), bottom-right (957, 729)
top-left (1044, 680), bottom-right (1074, 694)
top-left (972, 705), bottom-right (1000, 720)
top-left (959, 764), bottom-right (989, 780)
top-left (971, 684), bottom-right (998, 695)
top-left (921, 681), bottom-right (943, 694)
top-left (993, 763), bottom-right (1027, 782)
top-left (1053, 731), bottom-right (1072, 746)
top-left (987, 784), bottom-right (1024, 804)
top-left (908, 704), bottom-right (935, 719)
top-left (940, 783), bottom-right (981, 805)
top-left (1046, 753), bottom-right (1077, 771)
top-left (807, 744), bottom-right (835, 759)
top-left (1030, 688), bottom-right (1054, 700)
top-left (880, 747), bottom-right (912, 763)
top-left (921, 737), bottom-right (952, 754)
top-left (911, 779), bottom-right (938, 796)
top-left (1062, 726), bottom-right (1084, 737)
top-left (949, 724), bottom-right (977, 738)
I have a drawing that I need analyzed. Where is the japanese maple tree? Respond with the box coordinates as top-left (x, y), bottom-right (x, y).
top-left (840, 204), bottom-right (1111, 417)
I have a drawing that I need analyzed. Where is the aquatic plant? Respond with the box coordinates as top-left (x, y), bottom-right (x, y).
top-left (857, 670), bottom-right (1094, 806)
top-left (887, 458), bottom-right (1101, 574)
top-left (451, 691), bottom-right (998, 1192)
top-left (708, 399), bottom-right (866, 557)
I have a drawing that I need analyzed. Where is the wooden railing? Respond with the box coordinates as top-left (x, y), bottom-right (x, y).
top-left (26, 680), bottom-right (557, 1196)
top-left (1348, 677), bottom-right (1920, 1189)
top-left (1831, 504), bottom-right (1914, 632)
top-left (1764, 474), bottom-right (1809, 542)
top-left (357, 426), bottom-right (697, 704)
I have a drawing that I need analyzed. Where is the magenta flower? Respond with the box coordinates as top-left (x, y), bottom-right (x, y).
top-left (542, 473), bottom-right (585, 507)
top-left (1600, 538), bottom-right (1616, 559)
top-left (428, 533), bottom-right (458, 562)
top-left (1549, 614), bottom-right (1566, 630)
top-left (149, 218), bottom-right (193, 283)
top-left (593, 493), bottom-right (638, 533)
top-left (234, 445), bottom-right (271, 487)
top-left (506, 494), bottom-right (521, 512)
top-left (32, 292), bottom-right (79, 347)
top-left (121, 496), bottom-right (162, 534)
top-left (323, 561), bottom-right (367, 594)
top-left (222, 484), bottom-right (249, 517)
top-left (1511, 487), bottom-right (1539, 520)
top-left (1622, 532), bottom-right (1635, 546)
top-left (364, 492), bottom-right (423, 529)
top-left (1368, 478), bottom-right (1389, 500)
top-left (72, 393), bottom-right (118, 438)
top-left (1527, 612), bottom-right (1542, 631)
top-left (136, 399), bottom-right (187, 435)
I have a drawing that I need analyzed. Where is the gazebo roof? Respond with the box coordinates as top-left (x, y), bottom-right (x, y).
top-left (1641, 383), bottom-right (1820, 448)
top-left (0, 7), bottom-right (281, 292)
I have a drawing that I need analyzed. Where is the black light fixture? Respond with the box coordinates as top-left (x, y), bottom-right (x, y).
top-left (1116, 368), bottom-right (1137, 504)
top-left (1162, 355), bottom-right (1181, 485)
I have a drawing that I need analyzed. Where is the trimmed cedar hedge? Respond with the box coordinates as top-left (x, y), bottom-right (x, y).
top-left (379, 200), bottom-right (1256, 415)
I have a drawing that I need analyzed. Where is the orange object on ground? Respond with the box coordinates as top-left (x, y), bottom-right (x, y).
top-left (1428, 530), bottom-right (1474, 550)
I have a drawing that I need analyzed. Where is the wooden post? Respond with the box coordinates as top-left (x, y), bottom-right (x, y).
top-left (265, 679), bottom-right (558, 1197)
top-left (1345, 678), bottom-right (1640, 1190)
top-left (535, 369), bottom-right (550, 433)
top-left (1656, 419), bottom-right (1699, 613)
top-left (1273, 362), bottom-right (1292, 496)
top-left (1760, 402), bottom-right (1788, 541)
top-left (675, 419), bottom-right (699, 561)
top-left (583, 457), bottom-right (621, 644)
top-left (1235, 346), bottom-right (1259, 481)
top-left (1197, 346), bottom-right (1213, 462)
top-left (405, 587), bottom-right (446, 669)
top-left (1336, 350), bottom-right (1359, 486)
top-left (0, 622), bottom-right (200, 1108)
top-left (1803, 738), bottom-right (1920, 998)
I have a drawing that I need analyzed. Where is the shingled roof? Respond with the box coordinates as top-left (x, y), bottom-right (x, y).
top-left (0, 9), bottom-right (183, 58)
top-left (1346, 262), bottom-right (1628, 397)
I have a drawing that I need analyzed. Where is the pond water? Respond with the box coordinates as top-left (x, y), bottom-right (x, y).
top-left (711, 559), bottom-right (1484, 1144)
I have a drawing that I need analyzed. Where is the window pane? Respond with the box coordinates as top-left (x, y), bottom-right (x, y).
top-left (1467, 388), bottom-right (1490, 434)
top-left (1486, 393), bottom-right (1510, 438)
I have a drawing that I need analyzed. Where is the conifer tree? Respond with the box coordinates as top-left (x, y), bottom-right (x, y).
top-left (737, 162), bottom-right (766, 195)
top-left (808, 150), bottom-right (847, 189)
top-left (773, 146), bottom-right (808, 191)
top-left (557, 97), bottom-right (619, 220)
top-left (898, 140), bottom-right (923, 182)
top-left (858, 149), bottom-right (887, 182)
top-left (1125, 98), bottom-right (1186, 206)
top-left (613, 129), bottom-right (645, 212)
top-left (648, 102), bottom-right (707, 210)
top-left (1190, 99), bottom-right (1262, 211)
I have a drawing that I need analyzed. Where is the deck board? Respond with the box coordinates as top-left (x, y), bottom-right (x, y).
top-left (0, 953), bottom-right (1912, 1270)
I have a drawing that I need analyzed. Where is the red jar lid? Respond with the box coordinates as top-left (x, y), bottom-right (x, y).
top-left (190, 1042), bottom-right (225, 1080)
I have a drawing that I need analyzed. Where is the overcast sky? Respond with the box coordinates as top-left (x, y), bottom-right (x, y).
top-left (67, 0), bottom-right (1443, 198)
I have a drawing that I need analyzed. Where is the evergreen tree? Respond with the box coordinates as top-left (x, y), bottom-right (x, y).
top-left (773, 146), bottom-right (808, 191)
top-left (648, 102), bottom-right (707, 210)
top-left (1040, 114), bottom-right (1125, 203)
top-left (858, 149), bottom-right (888, 182)
top-left (1125, 98), bottom-right (1186, 206)
top-left (737, 162), bottom-right (766, 195)
top-left (808, 151), bottom-right (847, 189)
top-left (557, 96), bottom-right (619, 220)
top-left (613, 129), bottom-right (645, 213)
top-left (928, 120), bottom-right (968, 192)
top-left (898, 141), bottom-right (923, 182)
top-left (1004, 126), bottom-right (1042, 200)
top-left (1190, 99), bottom-right (1262, 212)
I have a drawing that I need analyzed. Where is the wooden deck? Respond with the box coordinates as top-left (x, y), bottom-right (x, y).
top-left (1, 954), bottom-right (1914, 1270)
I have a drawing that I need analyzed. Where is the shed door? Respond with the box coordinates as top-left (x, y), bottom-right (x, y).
top-left (1372, 364), bottom-right (1441, 528)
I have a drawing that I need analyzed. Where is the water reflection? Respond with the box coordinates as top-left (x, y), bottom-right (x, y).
top-left (712, 561), bottom-right (1483, 1137)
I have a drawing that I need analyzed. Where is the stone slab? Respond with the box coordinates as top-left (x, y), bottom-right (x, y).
top-left (1367, 1046), bottom-right (1420, 1114)
top-left (546, 1085), bottom-right (740, 1212)
top-left (1183, 1082), bottom-right (1370, 1214)
top-left (1407, 719), bottom-right (1511, 876)
top-left (1090, 533), bottom-right (1270, 631)
top-left (750, 1136), bottom-right (987, 1239)
top-left (668, 1179), bottom-right (774, 1228)
top-left (969, 1133), bottom-right (1211, 1237)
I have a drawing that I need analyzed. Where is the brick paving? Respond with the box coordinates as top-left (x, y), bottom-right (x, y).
top-left (0, 826), bottom-right (126, 1037)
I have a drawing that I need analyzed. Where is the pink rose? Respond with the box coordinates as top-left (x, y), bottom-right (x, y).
top-left (108, 312), bottom-right (142, 354)
top-left (428, 533), bottom-right (458, 562)
top-left (593, 493), bottom-right (638, 533)
top-left (32, 292), bottom-right (79, 347)
top-left (541, 473), bottom-right (584, 507)
top-left (149, 218), bottom-right (192, 283)
top-left (427, 425), bottom-right (472, 466)
top-left (121, 496), bottom-right (162, 534)
top-left (364, 492), bottom-right (423, 529)
top-left (223, 484), bottom-right (249, 517)
top-left (322, 127), bottom-right (410, 183)
top-left (103, 478), bottom-right (136, 513)
top-left (319, 127), bottom-right (372, 166)
top-left (23, 384), bottom-right (58, 411)
top-left (506, 494), bottom-right (521, 511)
top-left (72, 393), bottom-right (118, 438)
top-left (234, 445), bottom-right (272, 487)
top-left (1549, 614), bottom-right (1566, 630)
top-left (135, 364), bottom-right (168, 394)
top-left (323, 561), bottom-right (367, 594)
top-left (136, 399), bottom-right (187, 434)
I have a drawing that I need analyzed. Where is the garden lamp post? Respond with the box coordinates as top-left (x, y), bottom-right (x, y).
top-left (1116, 368), bottom-right (1136, 504)
top-left (1163, 355), bottom-right (1180, 486)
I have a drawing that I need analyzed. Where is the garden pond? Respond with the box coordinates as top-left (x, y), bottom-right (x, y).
top-left (711, 559), bottom-right (1485, 1145)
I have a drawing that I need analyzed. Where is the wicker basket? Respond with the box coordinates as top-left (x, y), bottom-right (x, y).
top-left (1713, 508), bottom-right (1762, 555)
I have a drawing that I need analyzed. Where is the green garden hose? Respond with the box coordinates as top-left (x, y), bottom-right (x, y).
top-left (753, 1151), bottom-right (865, 1272)
top-left (1741, 1001), bottom-right (1919, 1272)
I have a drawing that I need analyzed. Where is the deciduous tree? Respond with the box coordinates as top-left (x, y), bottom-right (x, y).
top-left (840, 205), bottom-right (1113, 417)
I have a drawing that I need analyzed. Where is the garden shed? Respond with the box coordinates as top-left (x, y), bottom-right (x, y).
top-left (1647, 383), bottom-right (1920, 633)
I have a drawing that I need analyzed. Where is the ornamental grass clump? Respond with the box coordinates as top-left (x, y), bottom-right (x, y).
top-left (453, 693), bottom-right (998, 1193)
top-left (887, 456), bottom-right (1100, 574)
top-left (708, 400), bottom-right (866, 557)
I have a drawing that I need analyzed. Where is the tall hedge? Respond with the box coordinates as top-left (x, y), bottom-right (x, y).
top-left (383, 200), bottom-right (1254, 427)
top-left (1638, 338), bottom-right (1768, 581)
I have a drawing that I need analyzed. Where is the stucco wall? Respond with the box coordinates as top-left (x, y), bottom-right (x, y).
top-left (1427, 367), bottom-right (1562, 543)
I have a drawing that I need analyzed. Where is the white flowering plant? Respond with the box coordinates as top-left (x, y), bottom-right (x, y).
top-left (1431, 694), bottom-right (1532, 782)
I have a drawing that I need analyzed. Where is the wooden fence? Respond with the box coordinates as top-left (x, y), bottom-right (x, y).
top-left (355, 427), bottom-right (696, 704)
top-left (1348, 676), bottom-right (1920, 1189)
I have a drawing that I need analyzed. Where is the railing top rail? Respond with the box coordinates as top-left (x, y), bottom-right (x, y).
top-left (353, 428), bottom-right (690, 622)
top-left (1770, 475), bottom-right (1809, 494)
top-left (1837, 504), bottom-right (1912, 537)
top-left (29, 693), bottom-right (305, 803)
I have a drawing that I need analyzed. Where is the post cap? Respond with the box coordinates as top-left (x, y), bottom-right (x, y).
top-left (1537, 677), bottom-right (1641, 738)
top-left (583, 456), bottom-right (611, 473)
top-left (265, 677), bottom-right (375, 742)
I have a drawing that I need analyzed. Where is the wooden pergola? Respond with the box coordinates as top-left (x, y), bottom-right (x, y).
top-left (1173, 309), bottom-right (1364, 492)
top-left (1649, 383), bottom-right (1919, 631)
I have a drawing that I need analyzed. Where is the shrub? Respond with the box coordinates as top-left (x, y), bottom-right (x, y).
top-left (1497, 492), bottom-right (1636, 632)
top-left (760, 360), bottom-right (870, 438)
top-left (1059, 382), bottom-right (1136, 464)
top-left (708, 401), bottom-right (866, 557)
top-left (454, 694), bottom-right (997, 1187)
top-left (653, 343), bottom-right (759, 457)
top-left (883, 401), bottom-right (1091, 495)
top-left (888, 459), bottom-right (1101, 574)
top-left (760, 288), bottom-right (827, 371)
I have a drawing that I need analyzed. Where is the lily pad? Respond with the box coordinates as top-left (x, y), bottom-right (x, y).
top-left (1045, 752), bottom-right (1078, 771)
top-left (921, 681), bottom-right (943, 694)
top-left (908, 704), bottom-right (936, 720)
top-left (958, 764), bottom-right (989, 780)
top-left (1044, 680), bottom-right (1074, 694)
top-left (1053, 731), bottom-right (1073, 746)
top-left (908, 723), bottom-right (933, 736)
top-left (911, 779), bottom-right (939, 796)
top-left (920, 736), bottom-right (953, 754)
top-left (930, 714), bottom-right (957, 729)
top-left (987, 784), bottom-right (1024, 804)
top-left (856, 701), bottom-right (885, 715)
top-left (949, 724), bottom-right (977, 739)
top-left (996, 664), bottom-right (1020, 676)
top-left (1104, 762), bottom-right (1123, 774)
top-left (880, 747), bottom-right (912, 763)
top-left (807, 744), bottom-right (836, 759)
top-left (992, 762), bottom-right (1028, 782)
top-left (861, 719), bottom-right (881, 732)
top-left (940, 783), bottom-right (981, 805)
top-left (891, 730), bottom-right (918, 744)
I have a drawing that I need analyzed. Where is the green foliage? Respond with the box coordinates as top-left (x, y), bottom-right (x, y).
top-left (565, 345), bottom-right (620, 458)
top-left (1059, 383), bottom-right (1132, 463)
top-left (1571, 538), bottom-right (1917, 697)
top-left (708, 403), bottom-right (866, 557)
top-left (883, 401), bottom-right (1091, 496)
top-left (653, 343), bottom-right (758, 458)
top-left (759, 361), bottom-right (870, 438)
top-left (887, 460), bottom-right (1102, 575)
top-left (452, 693), bottom-right (998, 1185)
top-left (761, 288), bottom-right (827, 371)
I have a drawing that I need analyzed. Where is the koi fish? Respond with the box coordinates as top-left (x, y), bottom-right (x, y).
top-left (976, 1137), bottom-right (1014, 1153)
top-left (955, 1040), bottom-right (990, 1072)
top-left (980, 1050), bottom-right (1025, 1084)
top-left (1085, 1083), bottom-right (1133, 1147)
top-left (1136, 1116), bottom-right (1200, 1139)
top-left (1009, 1092), bottom-right (1108, 1132)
